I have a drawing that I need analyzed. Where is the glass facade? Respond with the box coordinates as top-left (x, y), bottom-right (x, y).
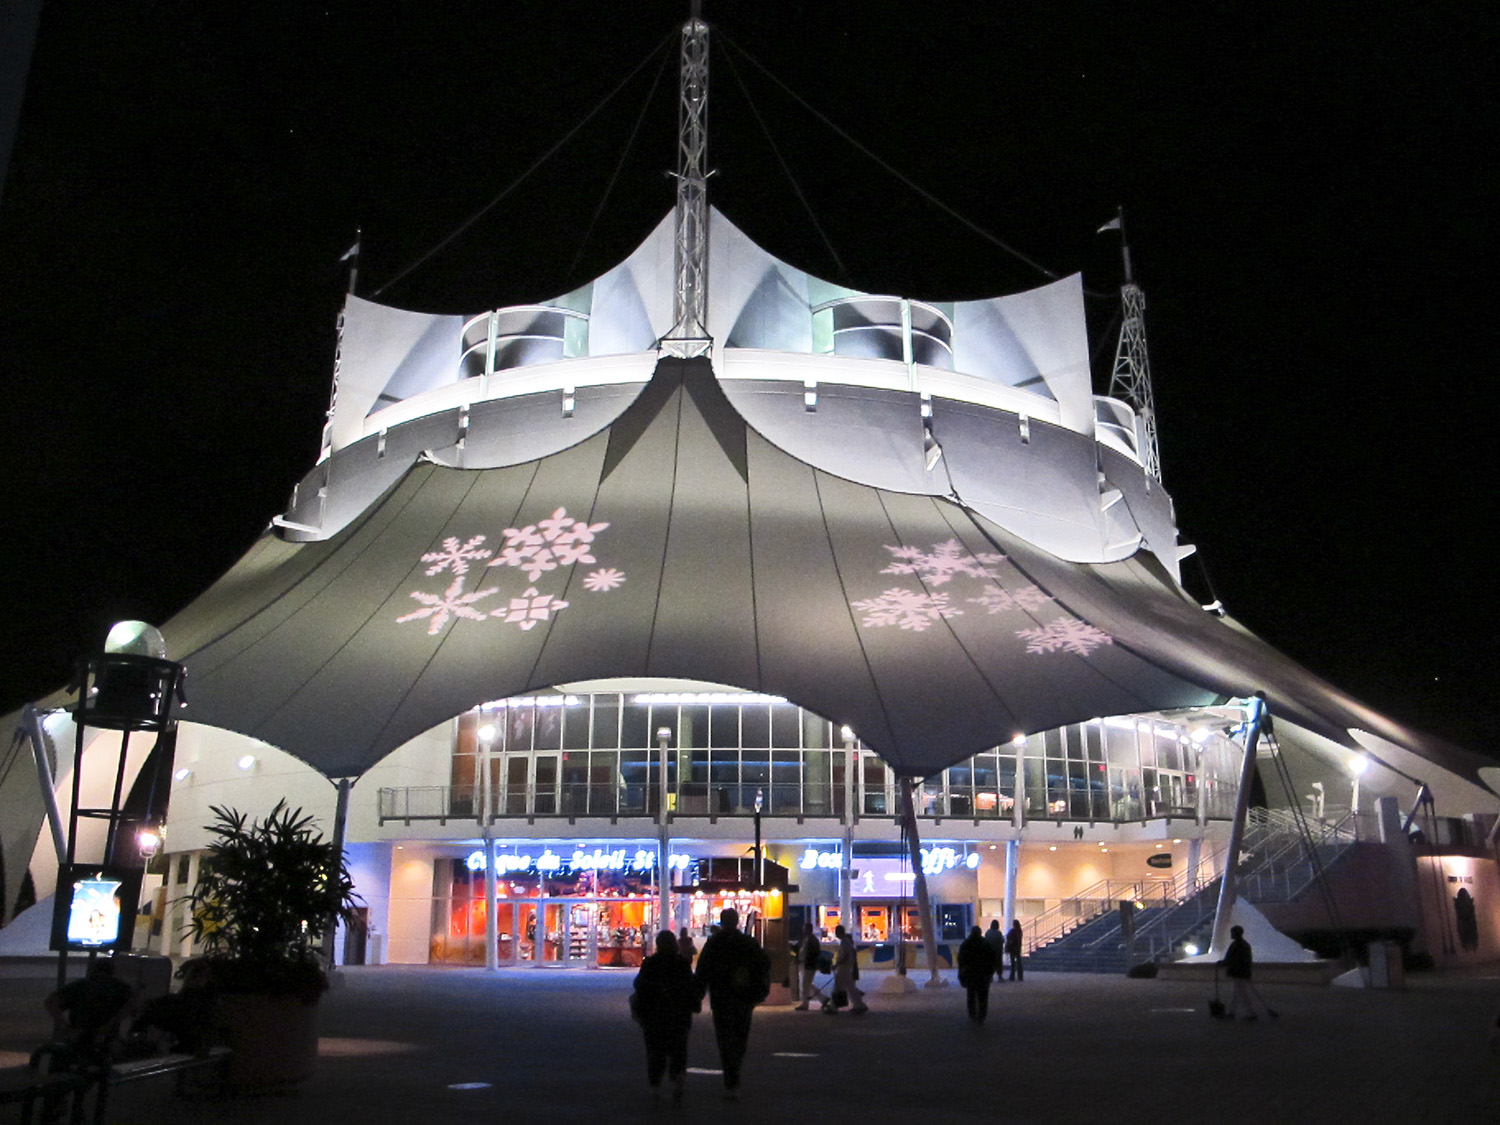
top-left (378, 691), bottom-right (1245, 825)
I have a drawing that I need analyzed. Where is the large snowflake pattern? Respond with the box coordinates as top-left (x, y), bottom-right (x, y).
top-left (881, 539), bottom-right (1005, 586)
top-left (396, 577), bottom-right (498, 636)
top-left (421, 535), bottom-right (493, 576)
top-left (397, 506), bottom-right (622, 636)
top-left (488, 507), bottom-right (610, 582)
top-left (968, 585), bottom-right (1054, 615)
top-left (851, 588), bottom-right (962, 631)
top-left (1015, 617), bottom-right (1114, 656)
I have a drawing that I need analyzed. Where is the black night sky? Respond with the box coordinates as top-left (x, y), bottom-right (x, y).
top-left (0, 3), bottom-right (1492, 755)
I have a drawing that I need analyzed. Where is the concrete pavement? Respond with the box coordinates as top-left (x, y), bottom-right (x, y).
top-left (3, 960), bottom-right (1498, 1123)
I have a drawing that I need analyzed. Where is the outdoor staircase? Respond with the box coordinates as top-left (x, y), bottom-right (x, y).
top-left (1025, 809), bottom-right (1358, 974)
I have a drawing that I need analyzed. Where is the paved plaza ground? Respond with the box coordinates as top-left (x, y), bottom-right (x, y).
top-left (3, 959), bottom-right (1498, 1124)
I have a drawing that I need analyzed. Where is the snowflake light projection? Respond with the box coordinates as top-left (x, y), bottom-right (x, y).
top-left (1015, 617), bottom-right (1114, 656)
top-left (397, 506), bottom-right (622, 636)
top-left (496, 587), bottom-right (570, 631)
top-left (396, 577), bottom-right (499, 636)
top-left (968, 585), bottom-right (1054, 615)
top-left (853, 537), bottom-right (1112, 657)
top-left (488, 507), bottom-right (610, 582)
top-left (421, 535), bottom-right (494, 576)
top-left (881, 539), bottom-right (1005, 586)
top-left (851, 588), bottom-right (961, 631)
top-left (583, 568), bottom-right (626, 592)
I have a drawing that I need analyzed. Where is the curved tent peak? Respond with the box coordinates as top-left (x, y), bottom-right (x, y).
top-left (326, 208), bottom-right (1094, 456)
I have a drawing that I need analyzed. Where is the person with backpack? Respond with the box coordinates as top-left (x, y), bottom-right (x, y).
top-left (693, 907), bottom-right (771, 1101)
top-left (958, 925), bottom-right (999, 1023)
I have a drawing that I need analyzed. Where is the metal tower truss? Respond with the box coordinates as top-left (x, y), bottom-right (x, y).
top-left (662, 14), bottom-right (712, 359)
top-left (1109, 279), bottom-right (1161, 482)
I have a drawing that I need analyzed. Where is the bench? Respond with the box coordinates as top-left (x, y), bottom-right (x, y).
top-left (90, 1047), bottom-right (232, 1122)
top-left (0, 1066), bottom-right (89, 1125)
top-left (1, 1046), bottom-right (232, 1125)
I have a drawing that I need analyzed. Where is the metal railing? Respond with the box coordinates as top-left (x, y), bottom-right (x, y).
top-left (377, 781), bottom-right (842, 823)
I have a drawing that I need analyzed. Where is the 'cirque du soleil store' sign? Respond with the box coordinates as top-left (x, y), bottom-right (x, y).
top-left (799, 846), bottom-right (982, 877)
top-left (465, 848), bottom-right (693, 874)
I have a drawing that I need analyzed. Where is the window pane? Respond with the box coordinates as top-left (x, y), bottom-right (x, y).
top-left (562, 698), bottom-right (591, 750)
top-left (591, 696), bottom-right (620, 749)
top-left (741, 705), bottom-right (770, 749)
top-left (681, 705), bottom-right (709, 749)
top-left (621, 702), bottom-right (651, 749)
top-left (770, 704), bottom-right (801, 748)
top-left (710, 705), bottom-right (739, 748)
top-left (534, 705), bottom-right (563, 751)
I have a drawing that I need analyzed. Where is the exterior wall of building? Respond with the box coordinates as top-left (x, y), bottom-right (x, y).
top-left (1415, 852), bottom-right (1500, 965)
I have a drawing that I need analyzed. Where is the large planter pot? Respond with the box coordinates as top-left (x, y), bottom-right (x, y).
top-left (220, 992), bottom-right (321, 1092)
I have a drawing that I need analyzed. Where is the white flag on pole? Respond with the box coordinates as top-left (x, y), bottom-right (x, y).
top-left (1096, 216), bottom-right (1121, 233)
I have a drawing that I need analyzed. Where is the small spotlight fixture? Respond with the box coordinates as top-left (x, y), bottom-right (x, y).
top-left (136, 826), bottom-right (163, 859)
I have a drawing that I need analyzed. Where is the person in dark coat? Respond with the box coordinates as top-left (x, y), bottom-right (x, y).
top-left (1217, 924), bottom-right (1271, 1020)
top-left (983, 919), bottom-right (1007, 981)
top-left (44, 958), bottom-right (135, 1063)
top-left (693, 907), bottom-right (771, 1100)
top-left (1005, 919), bottom-right (1025, 981)
top-left (793, 921), bottom-right (822, 1010)
top-left (632, 930), bottom-right (700, 1101)
top-left (958, 925), bottom-right (999, 1023)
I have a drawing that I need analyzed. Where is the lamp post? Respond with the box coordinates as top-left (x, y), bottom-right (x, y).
top-left (477, 723), bottom-right (498, 971)
top-left (753, 787), bottom-right (764, 888)
top-left (657, 726), bottom-right (673, 934)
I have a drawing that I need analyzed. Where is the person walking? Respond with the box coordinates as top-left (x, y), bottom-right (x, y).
top-left (632, 930), bottom-right (700, 1102)
top-left (1217, 924), bottom-right (1276, 1021)
top-left (678, 927), bottom-right (698, 967)
top-left (793, 921), bottom-right (822, 1010)
top-left (958, 925), bottom-right (999, 1023)
top-left (693, 907), bottom-right (771, 1100)
top-left (828, 923), bottom-right (868, 1014)
top-left (1005, 918), bottom-right (1025, 981)
top-left (983, 919), bottom-right (1007, 982)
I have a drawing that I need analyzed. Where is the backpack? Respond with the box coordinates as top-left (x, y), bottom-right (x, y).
top-left (728, 942), bottom-right (772, 1004)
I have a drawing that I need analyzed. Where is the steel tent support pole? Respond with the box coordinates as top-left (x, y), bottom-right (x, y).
top-left (21, 704), bottom-right (67, 861)
top-left (898, 777), bottom-right (946, 988)
top-left (323, 777), bottom-right (354, 969)
top-left (1208, 694), bottom-right (1268, 956)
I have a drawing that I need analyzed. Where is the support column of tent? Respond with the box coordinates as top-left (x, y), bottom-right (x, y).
top-left (657, 727), bottom-right (672, 935)
top-left (1208, 694), bottom-right (1269, 955)
top-left (841, 728), bottom-right (856, 932)
top-left (21, 704), bottom-right (68, 862)
top-left (481, 730), bottom-right (499, 971)
top-left (1002, 840), bottom-right (1020, 932)
top-left (898, 777), bottom-right (947, 988)
top-left (1006, 735), bottom-right (1025, 928)
top-left (323, 777), bottom-right (354, 969)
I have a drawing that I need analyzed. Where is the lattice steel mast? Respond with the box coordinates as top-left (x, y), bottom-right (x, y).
top-left (1103, 208), bottom-right (1161, 481)
top-left (661, 4), bottom-right (712, 358)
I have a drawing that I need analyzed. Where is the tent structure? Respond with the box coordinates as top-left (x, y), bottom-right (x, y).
top-left (162, 355), bottom-right (1491, 790)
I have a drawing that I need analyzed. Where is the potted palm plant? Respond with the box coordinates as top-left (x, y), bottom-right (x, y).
top-left (185, 800), bottom-right (360, 1091)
